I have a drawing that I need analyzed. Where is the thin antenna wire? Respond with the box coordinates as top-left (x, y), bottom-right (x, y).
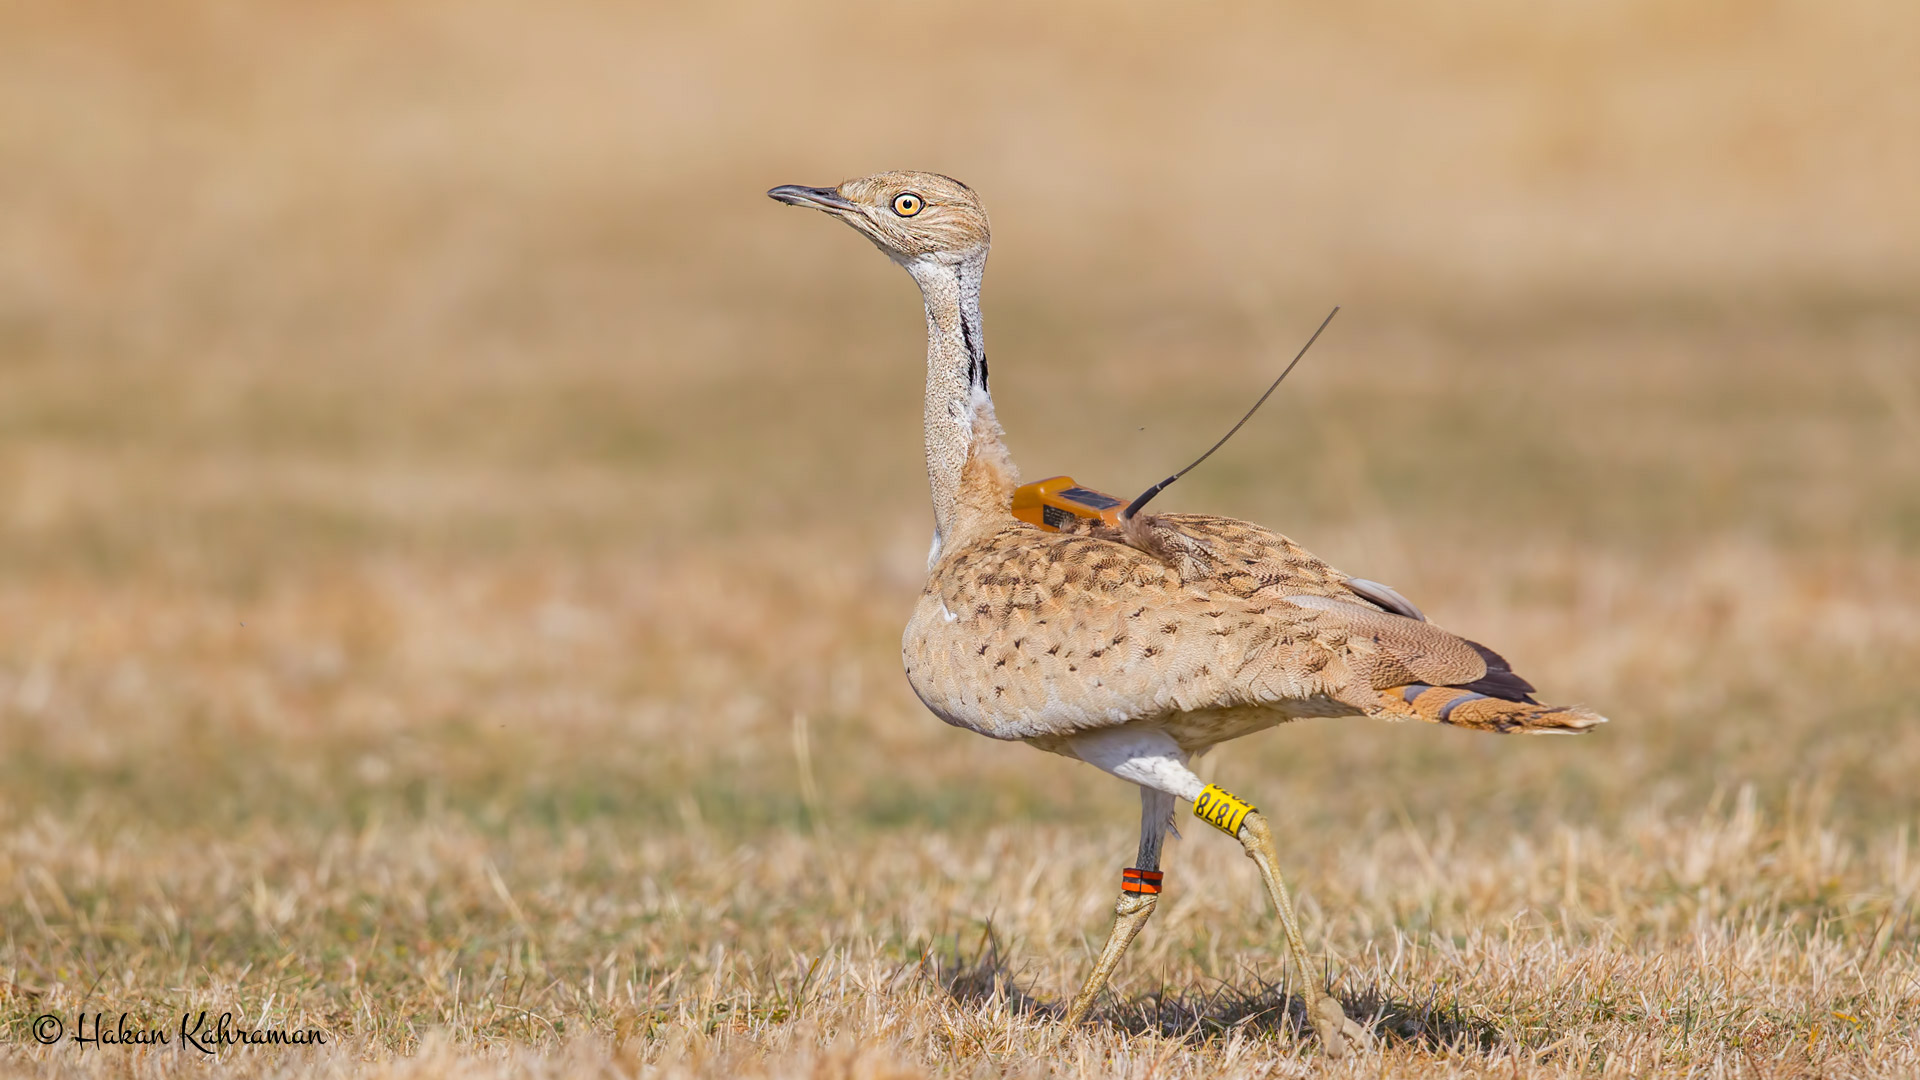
top-left (1121, 305), bottom-right (1339, 521)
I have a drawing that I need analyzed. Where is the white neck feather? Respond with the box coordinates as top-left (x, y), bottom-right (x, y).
top-left (907, 251), bottom-right (996, 565)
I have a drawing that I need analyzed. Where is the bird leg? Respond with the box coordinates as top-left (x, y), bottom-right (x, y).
top-left (1202, 786), bottom-right (1370, 1059)
top-left (1057, 730), bottom-right (1367, 1053)
top-left (1057, 788), bottom-right (1173, 1033)
top-left (1056, 890), bottom-right (1155, 1032)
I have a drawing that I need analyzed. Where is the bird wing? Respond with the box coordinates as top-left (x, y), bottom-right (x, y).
top-left (1136, 514), bottom-right (1543, 704)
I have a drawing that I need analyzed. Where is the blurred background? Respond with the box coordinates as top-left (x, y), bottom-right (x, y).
top-left (1, 0), bottom-right (1917, 987)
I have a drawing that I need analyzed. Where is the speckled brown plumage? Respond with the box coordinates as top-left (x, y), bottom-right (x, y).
top-left (904, 508), bottom-right (1603, 753)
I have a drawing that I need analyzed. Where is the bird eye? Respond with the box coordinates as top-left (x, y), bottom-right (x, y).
top-left (891, 193), bottom-right (924, 217)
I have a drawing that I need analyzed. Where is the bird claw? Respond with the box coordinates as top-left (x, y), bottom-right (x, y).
top-left (1311, 996), bottom-right (1372, 1059)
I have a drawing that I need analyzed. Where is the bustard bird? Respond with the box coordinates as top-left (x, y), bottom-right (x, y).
top-left (769, 172), bottom-right (1604, 1057)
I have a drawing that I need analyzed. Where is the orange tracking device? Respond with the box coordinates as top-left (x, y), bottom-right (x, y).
top-left (1012, 476), bottom-right (1127, 532)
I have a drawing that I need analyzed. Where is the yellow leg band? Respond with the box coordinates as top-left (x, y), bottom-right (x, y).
top-left (1192, 784), bottom-right (1256, 836)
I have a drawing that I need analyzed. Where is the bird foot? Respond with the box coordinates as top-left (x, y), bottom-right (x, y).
top-left (1310, 995), bottom-right (1372, 1059)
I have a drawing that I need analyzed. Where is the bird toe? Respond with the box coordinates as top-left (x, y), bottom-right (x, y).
top-left (1312, 996), bottom-right (1372, 1058)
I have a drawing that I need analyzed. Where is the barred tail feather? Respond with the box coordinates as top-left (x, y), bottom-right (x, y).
top-left (1376, 683), bottom-right (1607, 734)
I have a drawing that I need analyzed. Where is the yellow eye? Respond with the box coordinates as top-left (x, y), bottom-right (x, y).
top-left (892, 192), bottom-right (924, 217)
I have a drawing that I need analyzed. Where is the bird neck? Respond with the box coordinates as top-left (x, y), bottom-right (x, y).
top-left (908, 251), bottom-right (1017, 567)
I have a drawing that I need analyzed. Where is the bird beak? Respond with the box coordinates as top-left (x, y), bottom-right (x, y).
top-left (767, 184), bottom-right (858, 213)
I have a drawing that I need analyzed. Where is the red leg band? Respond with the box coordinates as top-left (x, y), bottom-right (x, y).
top-left (1120, 867), bottom-right (1164, 895)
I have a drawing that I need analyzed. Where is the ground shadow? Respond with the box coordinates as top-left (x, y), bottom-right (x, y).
top-left (934, 932), bottom-right (1504, 1052)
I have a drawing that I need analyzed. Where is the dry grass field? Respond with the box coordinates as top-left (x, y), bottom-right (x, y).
top-left (3, 2), bottom-right (1918, 1076)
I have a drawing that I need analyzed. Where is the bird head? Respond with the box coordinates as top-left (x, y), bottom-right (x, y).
top-left (768, 171), bottom-right (989, 264)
